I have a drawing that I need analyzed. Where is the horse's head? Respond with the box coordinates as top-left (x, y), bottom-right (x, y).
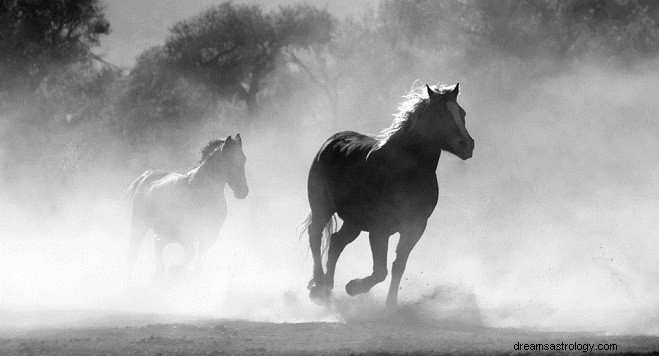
top-left (421, 83), bottom-right (474, 160)
top-left (220, 134), bottom-right (248, 199)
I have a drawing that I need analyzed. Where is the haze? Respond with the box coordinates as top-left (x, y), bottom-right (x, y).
top-left (0, 0), bottom-right (657, 339)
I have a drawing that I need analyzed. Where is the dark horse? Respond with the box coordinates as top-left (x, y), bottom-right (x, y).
top-left (305, 83), bottom-right (474, 307)
top-left (126, 134), bottom-right (248, 281)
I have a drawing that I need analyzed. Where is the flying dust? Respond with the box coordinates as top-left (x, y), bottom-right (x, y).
top-left (0, 58), bottom-right (658, 338)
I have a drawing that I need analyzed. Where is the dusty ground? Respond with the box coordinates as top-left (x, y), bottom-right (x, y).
top-left (0, 311), bottom-right (657, 355)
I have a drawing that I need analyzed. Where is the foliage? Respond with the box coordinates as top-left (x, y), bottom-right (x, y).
top-left (0, 0), bottom-right (110, 98)
top-left (2, 0), bottom-right (659, 202)
top-left (376, 0), bottom-right (659, 62)
top-left (163, 2), bottom-right (335, 117)
top-left (117, 46), bottom-right (215, 141)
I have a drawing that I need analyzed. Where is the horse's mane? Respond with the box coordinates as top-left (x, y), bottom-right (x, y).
top-left (199, 139), bottom-right (225, 163)
top-left (376, 82), bottom-right (454, 149)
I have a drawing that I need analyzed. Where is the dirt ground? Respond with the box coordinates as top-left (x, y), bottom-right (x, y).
top-left (0, 311), bottom-right (657, 355)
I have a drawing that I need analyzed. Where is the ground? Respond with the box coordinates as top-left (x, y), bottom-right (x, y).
top-left (0, 311), bottom-right (657, 355)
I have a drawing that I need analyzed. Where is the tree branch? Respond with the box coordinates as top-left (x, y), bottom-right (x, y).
top-left (285, 48), bottom-right (326, 89)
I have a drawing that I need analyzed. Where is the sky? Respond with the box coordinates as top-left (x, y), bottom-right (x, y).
top-left (99, 0), bottom-right (378, 67)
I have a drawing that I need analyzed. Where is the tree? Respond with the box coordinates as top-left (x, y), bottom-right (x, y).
top-left (559, 0), bottom-right (659, 58)
top-left (459, 0), bottom-right (659, 60)
top-left (374, 0), bottom-right (659, 63)
top-left (164, 2), bottom-right (334, 119)
top-left (117, 46), bottom-right (213, 141)
top-left (377, 0), bottom-right (466, 49)
top-left (284, 15), bottom-right (374, 130)
top-left (0, 0), bottom-right (110, 97)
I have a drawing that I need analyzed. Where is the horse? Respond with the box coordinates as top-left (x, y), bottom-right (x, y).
top-left (304, 83), bottom-right (474, 307)
top-left (126, 134), bottom-right (248, 281)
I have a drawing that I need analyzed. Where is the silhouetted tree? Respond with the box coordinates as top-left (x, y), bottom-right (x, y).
top-left (559, 0), bottom-right (659, 58)
top-left (164, 2), bottom-right (334, 119)
top-left (0, 0), bottom-right (110, 97)
top-left (468, 0), bottom-right (659, 60)
top-left (117, 46), bottom-right (213, 141)
top-left (377, 0), bottom-right (466, 50)
top-left (376, 0), bottom-right (659, 62)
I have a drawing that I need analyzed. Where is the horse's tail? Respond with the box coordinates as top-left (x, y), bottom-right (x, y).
top-left (300, 212), bottom-right (337, 260)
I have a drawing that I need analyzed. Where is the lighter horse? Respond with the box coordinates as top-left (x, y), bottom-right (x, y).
top-left (126, 134), bottom-right (248, 281)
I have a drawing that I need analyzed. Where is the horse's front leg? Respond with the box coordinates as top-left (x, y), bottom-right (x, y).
top-left (153, 236), bottom-right (167, 283)
top-left (345, 232), bottom-right (390, 296)
top-left (195, 216), bottom-right (224, 275)
top-left (386, 220), bottom-right (426, 308)
top-left (194, 234), bottom-right (216, 276)
top-left (169, 237), bottom-right (195, 279)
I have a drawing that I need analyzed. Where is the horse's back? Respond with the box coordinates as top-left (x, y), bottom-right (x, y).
top-left (129, 170), bottom-right (185, 213)
top-left (128, 170), bottom-right (175, 196)
top-left (312, 131), bottom-right (377, 171)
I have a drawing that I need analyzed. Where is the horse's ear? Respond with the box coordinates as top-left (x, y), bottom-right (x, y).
top-left (426, 84), bottom-right (435, 99)
top-left (235, 133), bottom-right (242, 146)
top-left (449, 83), bottom-right (459, 100)
top-left (226, 135), bottom-right (233, 142)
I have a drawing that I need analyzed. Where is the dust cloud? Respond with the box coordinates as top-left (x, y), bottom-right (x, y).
top-left (1, 23), bottom-right (658, 339)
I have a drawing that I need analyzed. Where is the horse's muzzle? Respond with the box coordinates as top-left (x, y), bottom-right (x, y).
top-left (459, 138), bottom-right (474, 160)
top-left (234, 188), bottom-right (249, 199)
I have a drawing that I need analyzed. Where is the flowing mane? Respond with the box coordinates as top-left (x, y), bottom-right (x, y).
top-left (199, 139), bottom-right (225, 163)
top-left (304, 81), bottom-right (473, 307)
top-left (376, 83), bottom-right (454, 149)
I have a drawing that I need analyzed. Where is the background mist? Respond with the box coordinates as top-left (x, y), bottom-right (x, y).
top-left (0, 0), bottom-right (657, 336)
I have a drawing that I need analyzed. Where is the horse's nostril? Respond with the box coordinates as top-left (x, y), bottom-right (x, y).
top-left (459, 140), bottom-right (468, 149)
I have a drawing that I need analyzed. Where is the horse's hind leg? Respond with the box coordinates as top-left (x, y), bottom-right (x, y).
top-left (345, 232), bottom-right (390, 296)
top-left (153, 236), bottom-right (167, 283)
top-left (324, 223), bottom-right (361, 290)
top-left (307, 210), bottom-right (332, 300)
top-left (386, 221), bottom-right (426, 308)
top-left (126, 215), bottom-right (148, 284)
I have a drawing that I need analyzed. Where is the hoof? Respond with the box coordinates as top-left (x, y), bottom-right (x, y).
top-left (345, 279), bottom-right (363, 296)
top-left (309, 284), bottom-right (332, 302)
top-left (169, 265), bottom-right (187, 279)
top-left (151, 271), bottom-right (165, 287)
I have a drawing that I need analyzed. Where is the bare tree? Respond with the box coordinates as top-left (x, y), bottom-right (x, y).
top-left (164, 2), bottom-right (334, 120)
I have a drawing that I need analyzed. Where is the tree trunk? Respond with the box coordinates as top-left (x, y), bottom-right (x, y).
top-left (244, 71), bottom-right (261, 124)
top-left (244, 90), bottom-right (258, 118)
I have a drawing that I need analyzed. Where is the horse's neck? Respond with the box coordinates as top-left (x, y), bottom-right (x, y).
top-left (379, 130), bottom-right (441, 170)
